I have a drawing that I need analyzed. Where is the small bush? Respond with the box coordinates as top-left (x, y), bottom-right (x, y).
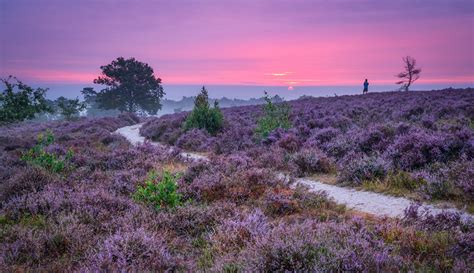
top-left (292, 185), bottom-right (339, 215)
top-left (238, 220), bottom-right (403, 272)
top-left (21, 130), bottom-right (74, 173)
top-left (385, 130), bottom-right (446, 170)
top-left (403, 204), bottom-right (463, 231)
top-left (291, 148), bottom-right (333, 176)
top-left (213, 125), bottom-right (254, 154)
top-left (211, 209), bottom-right (269, 253)
top-left (140, 112), bottom-right (187, 144)
top-left (276, 132), bottom-right (301, 152)
top-left (134, 170), bottom-right (182, 210)
top-left (415, 171), bottom-right (456, 200)
top-left (338, 155), bottom-right (388, 186)
top-left (161, 202), bottom-right (235, 237)
top-left (255, 91), bottom-right (292, 139)
top-left (176, 128), bottom-right (211, 151)
top-left (263, 188), bottom-right (299, 217)
top-left (90, 228), bottom-right (178, 271)
top-left (0, 166), bottom-right (55, 203)
top-left (184, 86), bottom-right (224, 135)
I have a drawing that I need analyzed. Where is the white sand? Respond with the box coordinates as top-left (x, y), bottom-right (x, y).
top-left (114, 123), bottom-right (146, 145)
top-left (115, 124), bottom-right (472, 221)
top-left (295, 179), bottom-right (472, 221)
top-left (114, 124), bottom-right (209, 162)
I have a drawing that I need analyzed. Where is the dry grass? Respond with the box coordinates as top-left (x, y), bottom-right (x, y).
top-left (159, 161), bottom-right (189, 174)
top-left (310, 173), bottom-right (338, 185)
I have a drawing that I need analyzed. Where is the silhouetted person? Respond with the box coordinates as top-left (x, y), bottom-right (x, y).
top-left (363, 79), bottom-right (369, 94)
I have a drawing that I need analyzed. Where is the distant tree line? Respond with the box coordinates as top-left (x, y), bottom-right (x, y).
top-left (1, 55), bottom-right (423, 124)
top-left (161, 94), bottom-right (284, 115)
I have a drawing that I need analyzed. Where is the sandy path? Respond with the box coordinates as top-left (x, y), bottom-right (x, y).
top-left (115, 123), bottom-right (209, 161)
top-left (115, 124), bottom-right (472, 221)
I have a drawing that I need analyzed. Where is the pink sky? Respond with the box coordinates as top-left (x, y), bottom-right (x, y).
top-left (1, 0), bottom-right (473, 89)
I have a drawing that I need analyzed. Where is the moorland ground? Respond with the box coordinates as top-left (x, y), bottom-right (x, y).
top-left (0, 89), bottom-right (473, 271)
top-left (142, 89), bottom-right (474, 210)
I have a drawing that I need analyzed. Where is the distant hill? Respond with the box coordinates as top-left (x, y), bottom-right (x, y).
top-left (30, 95), bottom-right (285, 121)
top-left (158, 95), bottom-right (284, 116)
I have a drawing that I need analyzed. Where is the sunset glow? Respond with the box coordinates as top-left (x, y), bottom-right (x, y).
top-left (1, 0), bottom-right (473, 89)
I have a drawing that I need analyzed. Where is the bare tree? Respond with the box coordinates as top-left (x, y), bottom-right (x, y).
top-left (396, 56), bottom-right (421, 91)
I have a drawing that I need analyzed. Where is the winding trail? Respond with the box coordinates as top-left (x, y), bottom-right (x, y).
top-left (115, 124), bottom-right (473, 221)
top-left (115, 123), bottom-right (208, 161)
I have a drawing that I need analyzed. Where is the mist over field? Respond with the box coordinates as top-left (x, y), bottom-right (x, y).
top-left (36, 83), bottom-right (474, 101)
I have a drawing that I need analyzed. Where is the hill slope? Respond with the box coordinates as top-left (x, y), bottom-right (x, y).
top-left (141, 89), bottom-right (474, 207)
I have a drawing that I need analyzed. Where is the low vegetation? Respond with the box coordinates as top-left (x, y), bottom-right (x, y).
top-left (255, 91), bottom-right (292, 139)
top-left (134, 170), bottom-right (182, 210)
top-left (21, 130), bottom-right (74, 173)
top-left (184, 86), bottom-right (224, 135)
top-left (142, 88), bottom-right (473, 207)
top-left (1, 91), bottom-right (473, 271)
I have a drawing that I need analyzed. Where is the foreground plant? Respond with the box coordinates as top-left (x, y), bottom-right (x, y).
top-left (255, 91), bottom-right (292, 139)
top-left (134, 170), bottom-right (182, 210)
top-left (21, 130), bottom-right (74, 173)
top-left (2, 92), bottom-right (472, 271)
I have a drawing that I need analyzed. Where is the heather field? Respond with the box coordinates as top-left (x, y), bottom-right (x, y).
top-left (0, 90), bottom-right (472, 271)
top-left (142, 89), bottom-right (474, 209)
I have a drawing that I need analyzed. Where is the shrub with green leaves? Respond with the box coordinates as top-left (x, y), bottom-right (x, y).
top-left (255, 91), bottom-right (292, 139)
top-left (21, 130), bottom-right (74, 173)
top-left (184, 86), bottom-right (224, 135)
top-left (134, 170), bottom-right (182, 210)
top-left (0, 76), bottom-right (53, 123)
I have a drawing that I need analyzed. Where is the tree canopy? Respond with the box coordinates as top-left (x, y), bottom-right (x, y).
top-left (91, 57), bottom-right (165, 114)
top-left (0, 76), bottom-right (52, 123)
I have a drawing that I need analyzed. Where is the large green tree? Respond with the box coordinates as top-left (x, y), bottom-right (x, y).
top-left (0, 76), bottom-right (52, 123)
top-left (91, 57), bottom-right (165, 114)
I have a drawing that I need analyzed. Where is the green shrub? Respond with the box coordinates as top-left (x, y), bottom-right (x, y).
top-left (134, 170), bottom-right (182, 210)
top-left (21, 130), bottom-right (74, 173)
top-left (338, 156), bottom-right (387, 186)
top-left (0, 77), bottom-right (53, 123)
top-left (184, 86), bottom-right (224, 135)
top-left (255, 91), bottom-right (291, 139)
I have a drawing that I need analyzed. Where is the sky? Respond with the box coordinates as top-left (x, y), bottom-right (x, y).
top-left (0, 0), bottom-right (473, 99)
